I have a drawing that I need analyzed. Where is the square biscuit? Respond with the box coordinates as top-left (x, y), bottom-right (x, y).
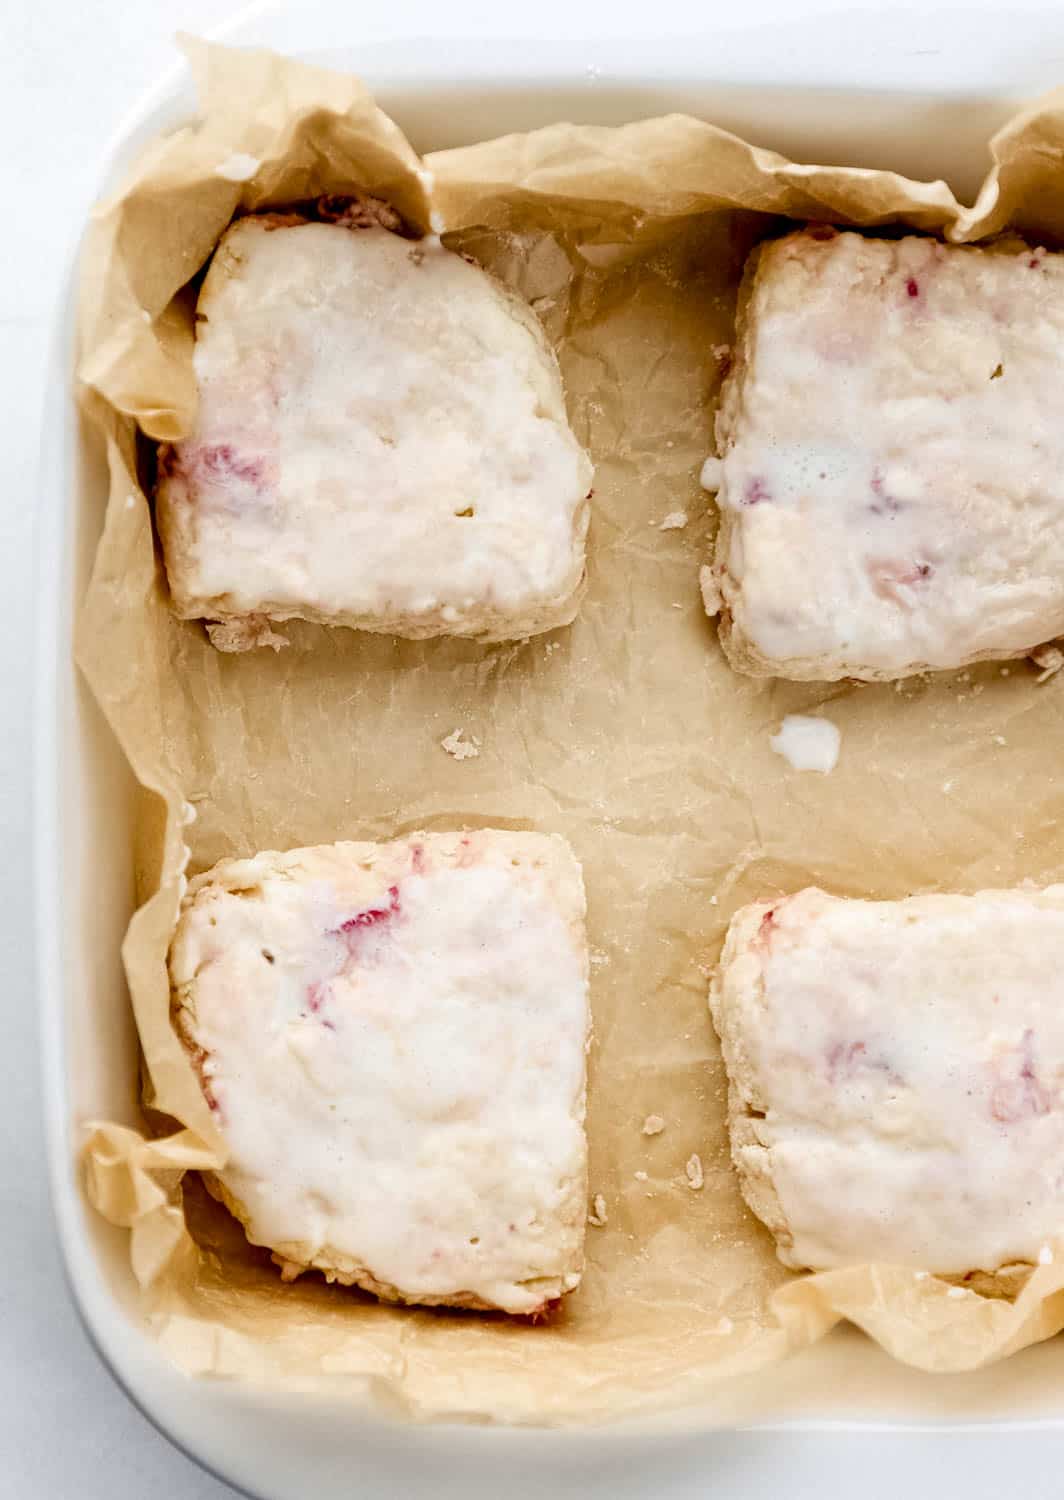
top-left (170, 830), bottom-right (590, 1314)
top-left (710, 886), bottom-right (1064, 1288)
top-left (707, 229), bottom-right (1064, 681)
top-left (157, 217), bottom-right (593, 650)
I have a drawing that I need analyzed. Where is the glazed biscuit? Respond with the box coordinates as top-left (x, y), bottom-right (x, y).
top-left (706, 229), bottom-right (1064, 680)
top-left (158, 217), bottom-right (592, 649)
top-left (170, 831), bottom-right (590, 1314)
top-left (711, 885), bottom-right (1064, 1288)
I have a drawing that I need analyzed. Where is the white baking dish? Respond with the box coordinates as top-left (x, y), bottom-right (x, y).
top-left (35, 3), bottom-right (1064, 1495)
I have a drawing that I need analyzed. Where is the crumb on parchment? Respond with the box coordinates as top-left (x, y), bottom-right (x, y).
top-left (587, 1193), bottom-right (608, 1227)
top-left (685, 1154), bottom-right (704, 1190)
top-left (698, 565), bottom-right (721, 617)
top-left (1031, 643), bottom-right (1064, 682)
top-left (642, 1114), bottom-right (665, 1136)
top-left (770, 714), bottom-right (841, 775)
top-left (699, 456), bottom-right (723, 491)
top-left (206, 615), bottom-right (288, 653)
top-left (658, 511), bottom-right (688, 531)
top-left (440, 727), bottom-right (480, 760)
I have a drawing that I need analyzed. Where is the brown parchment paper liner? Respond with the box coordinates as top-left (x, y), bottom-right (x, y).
top-left (75, 39), bottom-right (1064, 1422)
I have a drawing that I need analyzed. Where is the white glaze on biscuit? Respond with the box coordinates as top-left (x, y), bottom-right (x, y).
top-left (711, 886), bottom-right (1064, 1276)
top-left (711, 230), bottom-right (1064, 680)
top-left (170, 831), bottom-right (589, 1313)
top-left (158, 219), bottom-right (592, 645)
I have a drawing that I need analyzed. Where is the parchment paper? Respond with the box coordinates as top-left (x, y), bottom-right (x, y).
top-left (76, 38), bottom-right (1064, 1423)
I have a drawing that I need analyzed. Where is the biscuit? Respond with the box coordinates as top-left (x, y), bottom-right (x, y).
top-left (710, 885), bottom-right (1064, 1288)
top-left (170, 831), bottom-right (590, 1314)
top-left (707, 229), bottom-right (1064, 680)
top-left (157, 217), bottom-right (592, 648)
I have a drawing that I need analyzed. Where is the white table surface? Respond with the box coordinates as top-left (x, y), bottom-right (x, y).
top-left (11, 3), bottom-right (1064, 1496)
